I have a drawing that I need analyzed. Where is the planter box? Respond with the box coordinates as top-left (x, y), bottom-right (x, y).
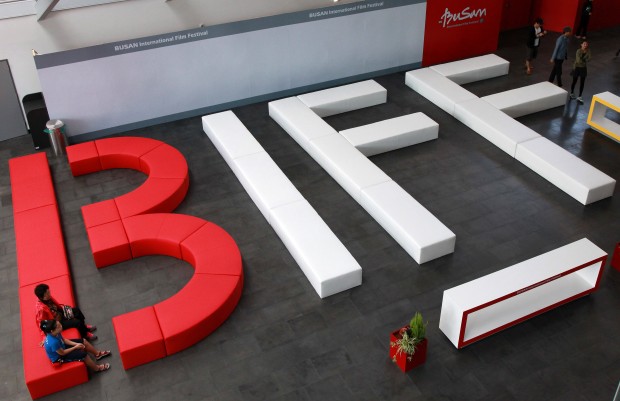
top-left (389, 328), bottom-right (427, 372)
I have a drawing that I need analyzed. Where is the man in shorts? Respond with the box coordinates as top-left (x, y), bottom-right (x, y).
top-left (525, 18), bottom-right (547, 75)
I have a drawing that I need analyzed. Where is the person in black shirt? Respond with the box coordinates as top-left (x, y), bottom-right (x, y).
top-left (525, 18), bottom-right (547, 75)
top-left (575, 0), bottom-right (593, 40)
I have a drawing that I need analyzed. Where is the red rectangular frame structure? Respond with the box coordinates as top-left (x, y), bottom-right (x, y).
top-left (457, 256), bottom-right (607, 348)
top-left (439, 239), bottom-right (607, 349)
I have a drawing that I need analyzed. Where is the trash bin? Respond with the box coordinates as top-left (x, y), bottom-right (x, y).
top-left (44, 120), bottom-right (67, 157)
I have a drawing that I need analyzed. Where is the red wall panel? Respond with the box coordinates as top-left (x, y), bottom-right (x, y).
top-left (531, 0), bottom-right (619, 33)
top-left (531, 0), bottom-right (580, 33)
top-left (481, 0), bottom-right (616, 35)
top-left (422, 0), bottom-right (504, 66)
top-left (586, 0), bottom-right (620, 30)
top-left (500, 0), bottom-right (534, 31)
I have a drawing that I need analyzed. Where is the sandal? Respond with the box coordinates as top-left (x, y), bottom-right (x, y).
top-left (95, 350), bottom-right (111, 360)
top-left (97, 363), bottom-right (110, 372)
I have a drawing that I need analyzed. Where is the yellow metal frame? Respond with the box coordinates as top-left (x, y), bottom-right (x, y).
top-left (587, 94), bottom-right (620, 143)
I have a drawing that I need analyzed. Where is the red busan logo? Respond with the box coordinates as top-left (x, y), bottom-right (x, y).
top-left (439, 6), bottom-right (486, 28)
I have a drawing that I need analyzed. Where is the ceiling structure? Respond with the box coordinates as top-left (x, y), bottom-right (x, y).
top-left (0, 0), bottom-right (126, 21)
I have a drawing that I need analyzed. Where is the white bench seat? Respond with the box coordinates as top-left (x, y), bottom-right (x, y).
top-left (270, 199), bottom-right (362, 298)
top-left (268, 94), bottom-right (455, 264)
top-left (515, 137), bottom-right (616, 205)
top-left (439, 238), bottom-right (607, 348)
top-left (339, 112), bottom-right (439, 156)
top-left (429, 54), bottom-right (509, 85)
top-left (297, 80), bottom-right (387, 117)
top-left (230, 152), bottom-right (303, 223)
top-left (307, 133), bottom-right (392, 202)
top-left (482, 82), bottom-right (568, 118)
top-left (405, 56), bottom-right (614, 206)
top-left (202, 110), bottom-right (264, 165)
top-left (203, 110), bottom-right (362, 298)
top-left (360, 180), bottom-right (456, 264)
top-left (405, 68), bottom-right (478, 115)
top-left (454, 98), bottom-right (540, 157)
top-left (268, 97), bottom-right (336, 149)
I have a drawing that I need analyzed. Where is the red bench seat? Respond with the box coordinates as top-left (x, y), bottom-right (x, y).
top-left (18, 272), bottom-right (86, 399)
top-left (67, 138), bottom-right (243, 370)
top-left (10, 153), bottom-right (88, 399)
top-left (123, 213), bottom-right (205, 259)
top-left (64, 141), bottom-right (101, 176)
top-left (67, 137), bottom-right (190, 268)
top-left (9, 153), bottom-right (57, 214)
top-left (85, 219), bottom-right (132, 268)
top-left (155, 274), bottom-right (243, 356)
top-left (82, 199), bottom-right (120, 229)
top-left (112, 306), bottom-right (166, 370)
top-left (114, 177), bottom-right (189, 219)
top-left (113, 213), bottom-right (243, 368)
top-left (14, 205), bottom-right (68, 287)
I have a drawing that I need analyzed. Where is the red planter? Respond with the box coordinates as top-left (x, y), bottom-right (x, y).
top-left (389, 328), bottom-right (428, 372)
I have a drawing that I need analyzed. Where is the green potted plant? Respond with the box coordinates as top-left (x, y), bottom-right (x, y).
top-left (389, 312), bottom-right (428, 372)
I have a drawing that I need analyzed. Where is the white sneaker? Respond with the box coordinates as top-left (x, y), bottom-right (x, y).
top-left (577, 97), bottom-right (584, 104)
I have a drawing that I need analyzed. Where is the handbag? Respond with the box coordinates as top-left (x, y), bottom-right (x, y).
top-left (61, 305), bottom-right (74, 320)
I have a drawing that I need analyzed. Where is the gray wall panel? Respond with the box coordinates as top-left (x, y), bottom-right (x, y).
top-left (0, 60), bottom-right (27, 141)
top-left (36, 0), bottom-right (426, 138)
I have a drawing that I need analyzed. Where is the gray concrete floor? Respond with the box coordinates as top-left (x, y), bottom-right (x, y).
top-left (1, 27), bottom-right (619, 400)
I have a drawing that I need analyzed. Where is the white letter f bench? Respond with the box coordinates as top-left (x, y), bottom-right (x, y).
top-left (439, 238), bottom-right (607, 348)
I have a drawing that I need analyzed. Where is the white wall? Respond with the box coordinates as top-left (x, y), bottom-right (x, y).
top-left (0, 0), bottom-right (360, 102)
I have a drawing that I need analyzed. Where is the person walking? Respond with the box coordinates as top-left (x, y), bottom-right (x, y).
top-left (570, 41), bottom-right (591, 104)
top-left (575, 0), bottom-right (593, 40)
top-left (548, 27), bottom-right (572, 87)
top-left (525, 18), bottom-right (547, 75)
